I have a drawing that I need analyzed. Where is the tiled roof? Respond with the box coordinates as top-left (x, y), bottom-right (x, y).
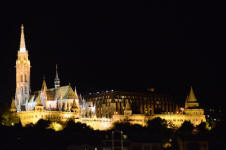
top-left (28, 85), bottom-right (78, 103)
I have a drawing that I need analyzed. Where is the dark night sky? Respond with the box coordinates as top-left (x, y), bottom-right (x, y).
top-left (0, 1), bottom-right (225, 107)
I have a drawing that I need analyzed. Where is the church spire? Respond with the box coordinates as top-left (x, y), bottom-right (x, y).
top-left (15, 24), bottom-right (30, 111)
top-left (19, 24), bottom-right (26, 52)
top-left (54, 64), bottom-right (60, 89)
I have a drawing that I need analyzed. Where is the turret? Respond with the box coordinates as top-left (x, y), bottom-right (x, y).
top-left (40, 78), bottom-right (47, 108)
top-left (10, 98), bottom-right (17, 112)
top-left (184, 86), bottom-right (206, 126)
top-left (71, 99), bottom-right (79, 113)
top-left (185, 86), bottom-right (199, 109)
top-left (41, 78), bottom-right (47, 92)
top-left (35, 96), bottom-right (44, 111)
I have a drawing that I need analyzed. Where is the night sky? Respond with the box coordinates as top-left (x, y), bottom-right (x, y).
top-left (0, 1), bottom-right (225, 107)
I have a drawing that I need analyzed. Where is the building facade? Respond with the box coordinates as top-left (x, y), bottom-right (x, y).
top-left (84, 91), bottom-right (179, 118)
top-left (9, 25), bottom-right (206, 130)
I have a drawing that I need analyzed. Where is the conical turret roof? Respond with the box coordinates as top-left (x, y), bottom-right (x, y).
top-left (72, 99), bottom-right (78, 109)
top-left (187, 86), bottom-right (197, 102)
top-left (36, 96), bottom-right (43, 106)
top-left (41, 79), bottom-right (47, 91)
top-left (10, 98), bottom-right (17, 111)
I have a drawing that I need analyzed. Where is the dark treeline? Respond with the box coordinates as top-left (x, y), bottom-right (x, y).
top-left (0, 117), bottom-right (225, 150)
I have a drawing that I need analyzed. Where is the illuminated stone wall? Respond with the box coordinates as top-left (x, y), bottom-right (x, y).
top-left (15, 107), bottom-right (206, 130)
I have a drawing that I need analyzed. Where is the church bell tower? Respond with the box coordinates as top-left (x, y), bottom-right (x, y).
top-left (15, 25), bottom-right (31, 111)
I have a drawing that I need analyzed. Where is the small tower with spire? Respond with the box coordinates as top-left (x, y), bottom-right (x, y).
top-left (71, 99), bottom-right (79, 113)
top-left (185, 86), bottom-right (199, 109)
top-left (184, 86), bottom-right (206, 125)
top-left (54, 64), bottom-right (60, 89)
top-left (10, 98), bottom-right (17, 113)
top-left (35, 96), bottom-right (44, 111)
top-left (40, 78), bottom-right (47, 108)
top-left (15, 24), bottom-right (31, 111)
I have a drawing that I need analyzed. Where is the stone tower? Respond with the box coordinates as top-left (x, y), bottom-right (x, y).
top-left (15, 25), bottom-right (31, 111)
top-left (184, 86), bottom-right (206, 125)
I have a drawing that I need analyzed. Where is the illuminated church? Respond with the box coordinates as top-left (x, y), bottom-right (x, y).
top-left (10, 25), bottom-right (206, 130)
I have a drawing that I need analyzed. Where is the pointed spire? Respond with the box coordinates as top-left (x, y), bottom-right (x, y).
top-left (19, 24), bottom-right (26, 52)
top-left (74, 85), bottom-right (78, 99)
top-left (36, 96), bottom-right (43, 106)
top-left (72, 99), bottom-right (78, 109)
top-left (79, 93), bottom-right (83, 100)
top-left (55, 64), bottom-right (59, 80)
top-left (54, 64), bottom-right (60, 89)
top-left (10, 98), bottom-right (17, 112)
top-left (41, 78), bottom-right (47, 91)
top-left (187, 86), bottom-right (197, 102)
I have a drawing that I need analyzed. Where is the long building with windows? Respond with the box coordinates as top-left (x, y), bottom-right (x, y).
top-left (9, 25), bottom-right (206, 130)
top-left (84, 90), bottom-right (180, 118)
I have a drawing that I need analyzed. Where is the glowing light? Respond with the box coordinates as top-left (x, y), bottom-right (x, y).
top-left (162, 142), bottom-right (172, 148)
top-left (206, 122), bottom-right (212, 130)
top-left (49, 122), bottom-right (64, 131)
top-left (91, 106), bottom-right (95, 112)
top-left (20, 48), bottom-right (26, 52)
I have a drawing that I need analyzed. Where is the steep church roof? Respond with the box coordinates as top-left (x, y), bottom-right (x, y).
top-left (28, 85), bottom-right (78, 103)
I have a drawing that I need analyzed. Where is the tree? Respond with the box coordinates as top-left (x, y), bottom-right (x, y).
top-left (34, 119), bottom-right (50, 129)
top-left (0, 111), bottom-right (19, 126)
top-left (177, 121), bottom-right (194, 136)
top-left (146, 117), bottom-right (173, 141)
